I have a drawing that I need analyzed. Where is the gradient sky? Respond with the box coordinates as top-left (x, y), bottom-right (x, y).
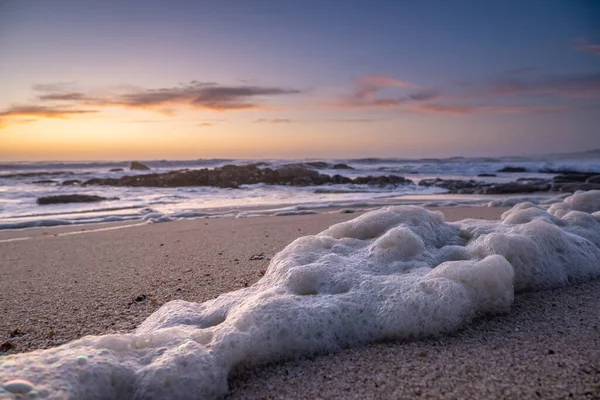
top-left (0, 0), bottom-right (599, 161)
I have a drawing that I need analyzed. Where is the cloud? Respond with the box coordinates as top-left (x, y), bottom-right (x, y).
top-left (349, 75), bottom-right (417, 104)
top-left (575, 44), bottom-right (600, 56)
top-left (0, 81), bottom-right (302, 128)
top-left (473, 73), bottom-right (600, 99)
top-left (336, 70), bottom-right (599, 116)
top-left (32, 82), bottom-right (78, 92)
top-left (0, 105), bottom-right (99, 128)
top-left (408, 103), bottom-right (574, 115)
top-left (0, 105), bottom-right (98, 119)
top-left (38, 92), bottom-right (88, 101)
top-left (198, 122), bottom-right (214, 127)
top-left (34, 81), bottom-right (301, 112)
top-left (254, 118), bottom-right (293, 124)
top-left (326, 118), bottom-right (381, 123)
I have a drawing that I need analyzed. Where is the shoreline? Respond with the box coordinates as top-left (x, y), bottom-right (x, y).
top-left (0, 191), bottom-right (552, 234)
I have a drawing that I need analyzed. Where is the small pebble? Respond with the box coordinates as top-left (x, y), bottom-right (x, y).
top-left (3, 379), bottom-right (34, 394)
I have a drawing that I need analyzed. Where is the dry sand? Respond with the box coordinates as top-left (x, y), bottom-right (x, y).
top-left (1, 206), bottom-right (599, 399)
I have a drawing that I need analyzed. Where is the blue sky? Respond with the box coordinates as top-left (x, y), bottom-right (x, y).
top-left (0, 0), bottom-right (599, 160)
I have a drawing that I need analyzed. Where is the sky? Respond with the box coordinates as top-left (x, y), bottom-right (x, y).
top-left (0, 0), bottom-right (599, 161)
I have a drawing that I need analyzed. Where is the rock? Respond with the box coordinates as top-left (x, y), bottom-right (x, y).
top-left (586, 175), bottom-right (600, 184)
top-left (130, 161), bottom-right (151, 171)
top-left (332, 163), bottom-right (354, 170)
top-left (481, 181), bottom-right (550, 194)
top-left (32, 179), bottom-right (56, 184)
top-left (353, 175), bottom-right (412, 185)
top-left (418, 178), bottom-right (483, 193)
top-left (477, 173), bottom-right (497, 177)
top-left (497, 166), bottom-right (526, 173)
top-left (82, 165), bottom-right (413, 188)
top-left (61, 180), bottom-right (81, 186)
top-left (109, 168), bottom-right (124, 172)
top-left (304, 161), bottom-right (329, 169)
top-left (553, 173), bottom-right (597, 183)
top-left (539, 168), bottom-right (600, 174)
top-left (36, 195), bottom-right (118, 205)
top-left (2, 379), bottom-right (34, 394)
top-left (555, 182), bottom-right (600, 192)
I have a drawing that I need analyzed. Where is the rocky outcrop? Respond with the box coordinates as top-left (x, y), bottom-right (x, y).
top-left (550, 173), bottom-right (600, 192)
top-left (553, 183), bottom-right (600, 192)
top-left (418, 179), bottom-right (483, 193)
top-left (477, 173), bottom-right (497, 177)
top-left (332, 163), bottom-right (354, 170)
top-left (497, 166), bottom-right (526, 173)
top-left (283, 162), bottom-right (330, 170)
top-left (109, 168), bottom-right (124, 172)
top-left (353, 175), bottom-right (411, 185)
top-left (36, 195), bottom-right (118, 205)
top-left (418, 177), bottom-right (551, 194)
top-left (82, 165), bottom-right (412, 188)
top-left (130, 161), bottom-right (151, 171)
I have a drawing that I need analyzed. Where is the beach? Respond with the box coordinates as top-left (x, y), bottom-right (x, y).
top-left (1, 205), bottom-right (598, 399)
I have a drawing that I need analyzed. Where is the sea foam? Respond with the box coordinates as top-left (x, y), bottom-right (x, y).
top-left (1, 191), bottom-right (600, 399)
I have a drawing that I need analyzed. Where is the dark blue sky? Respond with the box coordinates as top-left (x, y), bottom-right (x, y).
top-left (0, 0), bottom-right (599, 160)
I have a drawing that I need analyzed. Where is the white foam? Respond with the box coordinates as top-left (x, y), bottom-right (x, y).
top-left (2, 191), bottom-right (600, 399)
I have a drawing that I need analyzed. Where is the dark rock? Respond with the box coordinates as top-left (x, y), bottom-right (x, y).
top-left (353, 175), bottom-right (412, 185)
top-left (586, 175), bottom-right (600, 184)
top-left (539, 168), bottom-right (600, 174)
top-left (481, 181), bottom-right (550, 194)
top-left (82, 164), bottom-right (413, 188)
top-left (36, 194), bottom-right (118, 205)
top-left (61, 180), bottom-right (81, 186)
top-left (497, 166), bottom-right (527, 173)
top-left (33, 179), bottom-right (56, 184)
top-left (332, 163), bottom-right (354, 170)
top-left (477, 173), bottom-right (497, 177)
top-left (555, 182), bottom-right (600, 192)
top-left (553, 173), bottom-right (597, 183)
top-left (331, 174), bottom-right (353, 184)
top-left (109, 168), bottom-right (124, 172)
top-left (304, 161), bottom-right (329, 169)
top-left (418, 178), bottom-right (483, 193)
top-left (130, 161), bottom-right (151, 171)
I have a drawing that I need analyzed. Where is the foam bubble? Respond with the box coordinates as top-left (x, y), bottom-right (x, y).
top-left (1, 191), bottom-right (599, 399)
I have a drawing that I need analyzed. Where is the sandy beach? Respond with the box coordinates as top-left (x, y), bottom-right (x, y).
top-left (1, 206), bottom-right (599, 399)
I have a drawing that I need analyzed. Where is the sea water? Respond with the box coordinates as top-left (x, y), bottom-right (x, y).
top-left (1, 190), bottom-right (599, 399)
top-left (1, 152), bottom-right (598, 230)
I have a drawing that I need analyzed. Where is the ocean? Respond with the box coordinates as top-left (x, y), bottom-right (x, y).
top-left (1, 151), bottom-right (599, 230)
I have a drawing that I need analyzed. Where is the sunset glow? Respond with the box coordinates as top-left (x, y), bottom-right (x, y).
top-left (1, 0), bottom-right (598, 161)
